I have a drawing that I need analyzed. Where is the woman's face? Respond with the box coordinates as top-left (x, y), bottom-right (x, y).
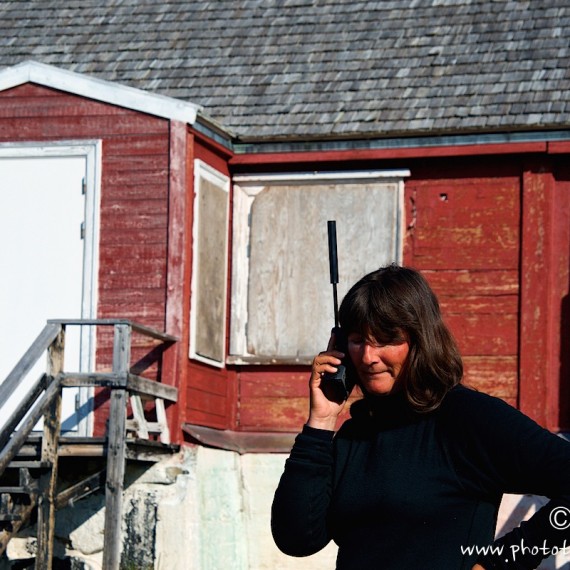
top-left (347, 332), bottom-right (410, 396)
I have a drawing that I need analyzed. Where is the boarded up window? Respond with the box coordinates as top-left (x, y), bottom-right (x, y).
top-left (190, 160), bottom-right (230, 367)
top-left (229, 171), bottom-right (409, 363)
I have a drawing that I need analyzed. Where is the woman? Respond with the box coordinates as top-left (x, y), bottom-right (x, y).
top-left (271, 265), bottom-right (570, 569)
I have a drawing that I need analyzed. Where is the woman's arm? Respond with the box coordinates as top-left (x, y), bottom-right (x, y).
top-left (271, 425), bottom-right (335, 556)
top-left (272, 335), bottom-right (351, 556)
top-left (445, 388), bottom-right (570, 570)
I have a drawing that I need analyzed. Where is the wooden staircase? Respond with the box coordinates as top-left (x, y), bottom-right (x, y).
top-left (0, 320), bottom-right (178, 569)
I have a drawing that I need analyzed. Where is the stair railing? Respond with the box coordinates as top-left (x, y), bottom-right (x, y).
top-left (0, 322), bottom-right (64, 475)
top-left (0, 319), bottom-right (178, 570)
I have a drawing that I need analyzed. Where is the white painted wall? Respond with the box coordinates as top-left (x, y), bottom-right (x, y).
top-left (2, 447), bottom-right (567, 569)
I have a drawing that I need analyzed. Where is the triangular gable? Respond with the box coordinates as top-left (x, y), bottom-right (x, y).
top-left (0, 60), bottom-right (201, 124)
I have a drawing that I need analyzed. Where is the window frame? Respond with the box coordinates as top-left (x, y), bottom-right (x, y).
top-left (189, 159), bottom-right (231, 368)
top-left (228, 169), bottom-right (410, 365)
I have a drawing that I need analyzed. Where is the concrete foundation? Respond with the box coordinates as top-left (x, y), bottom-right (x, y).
top-left (1, 445), bottom-right (567, 569)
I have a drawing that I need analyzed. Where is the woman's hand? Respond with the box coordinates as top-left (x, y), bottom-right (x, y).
top-left (307, 333), bottom-right (350, 431)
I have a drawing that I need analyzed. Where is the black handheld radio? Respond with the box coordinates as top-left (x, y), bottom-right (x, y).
top-left (320, 221), bottom-right (355, 402)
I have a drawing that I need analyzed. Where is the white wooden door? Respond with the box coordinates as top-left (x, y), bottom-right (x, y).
top-left (0, 149), bottom-right (96, 434)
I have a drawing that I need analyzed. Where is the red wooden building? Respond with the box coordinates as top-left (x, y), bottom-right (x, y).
top-left (0, 1), bottom-right (569, 452)
top-left (1, 62), bottom-right (568, 448)
top-left (1, 4), bottom-right (570, 565)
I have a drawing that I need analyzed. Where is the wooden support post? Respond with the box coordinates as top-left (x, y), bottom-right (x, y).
top-left (155, 399), bottom-right (170, 444)
top-left (103, 323), bottom-right (131, 570)
top-left (35, 325), bottom-right (65, 570)
top-left (129, 394), bottom-right (149, 439)
top-left (519, 162), bottom-right (570, 430)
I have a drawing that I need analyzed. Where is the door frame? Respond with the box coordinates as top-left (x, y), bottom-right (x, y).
top-left (0, 140), bottom-right (102, 436)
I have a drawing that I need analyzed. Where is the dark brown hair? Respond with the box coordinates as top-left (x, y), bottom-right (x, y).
top-left (338, 264), bottom-right (463, 412)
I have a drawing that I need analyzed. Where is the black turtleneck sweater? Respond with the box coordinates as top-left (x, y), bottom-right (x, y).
top-left (271, 385), bottom-right (570, 569)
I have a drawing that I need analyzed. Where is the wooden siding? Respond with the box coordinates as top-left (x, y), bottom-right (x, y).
top-left (555, 162), bottom-right (570, 432)
top-left (182, 134), bottom-right (236, 431)
top-left (3, 84), bottom-right (568, 436)
top-left (519, 158), bottom-right (570, 431)
top-left (234, 157), bottom-right (524, 431)
top-left (405, 160), bottom-right (521, 407)
top-left (0, 83), bottom-right (171, 436)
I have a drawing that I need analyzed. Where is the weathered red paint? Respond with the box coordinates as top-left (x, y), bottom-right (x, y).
top-left (0, 83), bottom-right (171, 436)
top-left (3, 81), bottom-right (570, 438)
top-left (192, 128), bottom-right (233, 174)
top-left (161, 121), bottom-right (192, 444)
top-left (519, 160), bottom-right (570, 431)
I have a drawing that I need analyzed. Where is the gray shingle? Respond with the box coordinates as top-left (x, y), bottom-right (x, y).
top-left (0, 0), bottom-right (569, 141)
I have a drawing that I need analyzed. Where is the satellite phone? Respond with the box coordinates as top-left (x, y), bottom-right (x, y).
top-left (320, 221), bottom-right (355, 402)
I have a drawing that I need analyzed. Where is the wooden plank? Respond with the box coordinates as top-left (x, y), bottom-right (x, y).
top-left (439, 295), bottom-right (518, 315)
top-left (0, 379), bottom-right (62, 475)
top-left (60, 372), bottom-right (126, 389)
top-left (185, 381), bottom-right (229, 408)
top-left (518, 164), bottom-right (567, 430)
top-left (184, 409), bottom-right (228, 430)
top-left (155, 399), bottom-right (170, 444)
top-left (103, 133), bottom-right (170, 157)
top-left (98, 243), bottom-right (167, 262)
top-left (99, 275), bottom-right (163, 293)
top-left (99, 212), bottom-right (167, 233)
top-left (193, 133), bottom-right (233, 169)
top-left (0, 374), bottom-right (45, 451)
top-left (445, 313), bottom-right (518, 356)
top-left (97, 302), bottom-right (167, 320)
top-left (410, 179), bottom-right (520, 270)
top-left (547, 141), bottom-right (570, 154)
top-left (187, 363), bottom-right (231, 395)
top-left (99, 262), bottom-right (166, 283)
top-left (128, 395), bottom-right (149, 439)
top-left (228, 142), bottom-right (547, 166)
top-left (0, 322), bottom-right (60, 405)
top-left (99, 227), bottom-right (167, 247)
top-left (0, 113), bottom-right (169, 138)
top-left (103, 388), bottom-right (128, 570)
top-left (240, 370), bottom-right (311, 399)
top-left (127, 374), bottom-right (178, 402)
top-left (57, 443), bottom-right (105, 457)
top-left (103, 323), bottom-right (131, 570)
top-left (103, 153), bottom-right (169, 172)
top-left (129, 323), bottom-right (177, 344)
top-left (0, 95), bottom-right (133, 119)
top-left (105, 167), bottom-right (169, 188)
top-left (100, 197), bottom-right (168, 219)
top-left (462, 356), bottom-right (518, 399)
top-left (55, 470), bottom-right (106, 510)
top-left (47, 320), bottom-right (177, 344)
top-left (0, 83), bottom-right (61, 98)
top-left (36, 328), bottom-right (65, 570)
top-left (99, 288), bottom-right (165, 306)
top-left (238, 396), bottom-right (309, 431)
top-left (226, 355), bottom-right (313, 365)
top-left (60, 372), bottom-right (178, 402)
top-left (422, 269), bottom-right (519, 296)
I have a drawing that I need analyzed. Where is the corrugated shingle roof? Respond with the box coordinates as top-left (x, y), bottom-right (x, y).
top-left (0, 0), bottom-right (569, 141)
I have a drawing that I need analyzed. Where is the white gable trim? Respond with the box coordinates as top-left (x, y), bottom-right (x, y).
top-left (0, 60), bottom-right (201, 124)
